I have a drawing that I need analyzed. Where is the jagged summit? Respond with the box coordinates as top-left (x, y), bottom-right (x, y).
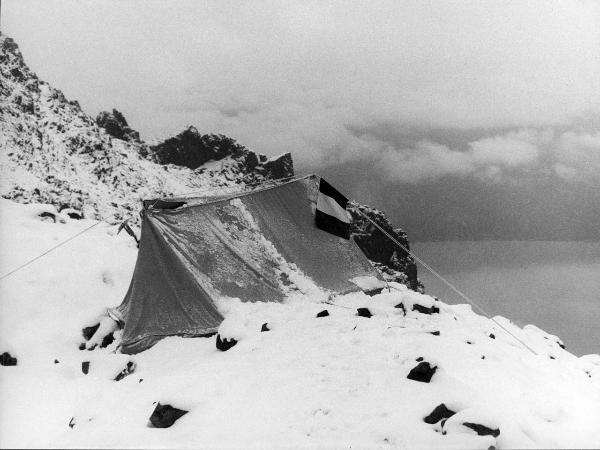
top-left (0, 33), bottom-right (293, 224)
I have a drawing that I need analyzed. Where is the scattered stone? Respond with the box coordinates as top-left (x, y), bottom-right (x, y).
top-left (481, 356), bottom-right (486, 360)
top-left (139, 378), bottom-right (144, 383)
top-left (54, 359), bottom-right (60, 364)
top-left (549, 356), bottom-right (556, 360)
top-left (82, 323), bottom-right (100, 341)
top-left (394, 303), bottom-right (407, 315)
top-left (407, 361), bottom-right (437, 383)
top-left (81, 361), bottom-right (90, 375)
top-left (462, 422), bottom-right (500, 438)
top-left (114, 361), bottom-right (136, 381)
top-left (316, 310), bottom-right (329, 318)
top-left (466, 341), bottom-right (473, 345)
top-left (356, 307), bottom-right (372, 318)
top-left (78, 343), bottom-right (86, 351)
top-left (261, 323), bottom-right (270, 332)
top-left (423, 403), bottom-right (456, 424)
top-left (489, 333), bottom-right (496, 339)
top-left (216, 334), bottom-right (237, 352)
top-left (412, 304), bottom-right (439, 315)
top-left (149, 403), bottom-right (189, 428)
top-left (364, 288), bottom-right (384, 297)
top-left (68, 417), bottom-right (75, 429)
top-left (416, 357), bottom-right (424, 362)
top-left (101, 332), bottom-right (115, 348)
top-left (429, 331), bottom-right (440, 336)
top-left (1, 352), bottom-right (17, 366)
top-left (39, 211), bottom-right (56, 222)
top-left (556, 341), bottom-right (566, 350)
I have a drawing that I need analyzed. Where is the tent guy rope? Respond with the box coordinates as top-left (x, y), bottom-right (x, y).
top-left (0, 221), bottom-right (102, 281)
top-left (355, 209), bottom-right (539, 356)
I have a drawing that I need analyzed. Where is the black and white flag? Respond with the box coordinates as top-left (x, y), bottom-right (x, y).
top-left (315, 178), bottom-right (351, 239)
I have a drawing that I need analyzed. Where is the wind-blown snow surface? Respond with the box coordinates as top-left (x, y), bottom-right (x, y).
top-left (1, 199), bottom-right (600, 449)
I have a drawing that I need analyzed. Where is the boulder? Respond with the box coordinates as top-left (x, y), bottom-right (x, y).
top-left (261, 323), bottom-right (270, 332)
top-left (407, 361), bottom-right (437, 383)
top-left (462, 422), bottom-right (500, 438)
top-left (81, 361), bottom-right (90, 375)
top-left (356, 307), bottom-right (372, 318)
top-left (0, 352), bottom-right (17, 366)
top-left (149, 403), bottom-right (188, 428)
top-left (316, 310), bottom-right (330, 318)
top-left (216, 334), bottom-right (237, 351)
top-left (423, 403), bottom-right (456, 424)
top-left (412, 304), bottom-right (440, 315)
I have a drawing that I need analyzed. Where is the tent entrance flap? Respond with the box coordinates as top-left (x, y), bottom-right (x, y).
top-left (116, 176), bottom-right (385, 354)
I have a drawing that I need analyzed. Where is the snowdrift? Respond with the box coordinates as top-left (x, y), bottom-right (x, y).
top-left (1, 198), bottom-right (600, 449)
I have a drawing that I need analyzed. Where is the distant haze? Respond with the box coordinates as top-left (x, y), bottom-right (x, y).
top-left (3, 0), bottom-right (600, 240)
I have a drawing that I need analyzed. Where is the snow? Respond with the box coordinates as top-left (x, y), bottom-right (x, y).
top-left (1, 199), bottom-right (600, 449)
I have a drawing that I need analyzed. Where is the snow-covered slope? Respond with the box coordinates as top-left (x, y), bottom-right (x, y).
top-left (1, 199), bottom-right (599, 449)
top-left (0, 34), bottom-right (292, 225)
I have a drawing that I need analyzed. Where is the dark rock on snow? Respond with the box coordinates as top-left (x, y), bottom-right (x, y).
top-left (316, 310), bottom-right (330, 318)
top-left (81, 361), bottom-right (90, 375)
top-left (356, 307), bottom-right (372, 318)
top-left (1, 352), bottom-right (17, 366)
top-left (394, 302), bottom-right (407, 315)
top-left (423, 403), bottom-right (456, 424)
top-left (489, 333), bottom-right (495, 339)
top-left (114, 361), bottom-right (136, 381)
top-left (82, 323), bottom-right (100, 341)
top-left (407, 361), bottom-right (437, 383)
top-left (68, 417), bottom-right (75, 429)
top-left (216, 334), bottom-right (238, 351)
top-left (101, 332), bottom-right (115, 348)
top-left (462, 422), bottom-right (500, 438)
top-left (416, 356), bottom-right (424, 362)
top-left (429, 331), bottom-right (440, 336)
top-left (149, 403), bottom-right (188, 428)
top-left (261, 323), bottom-right (270, 332)
top-left (412, 304), bottom-right (440, 315)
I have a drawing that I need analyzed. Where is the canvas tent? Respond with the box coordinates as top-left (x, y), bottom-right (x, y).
top-left (111, 175), bottom-right (385, 354)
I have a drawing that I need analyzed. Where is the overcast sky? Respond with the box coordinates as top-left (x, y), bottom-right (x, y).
top-left (3, 0), bottom-right (600, 240)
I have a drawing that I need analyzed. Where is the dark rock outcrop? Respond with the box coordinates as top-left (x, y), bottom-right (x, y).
top-left (349, 202), bottom-right (422, 292)
top-left (316, 310), bottom-right (330, 318)
top-left (423, 403), bottom-right (456, 424)
top-left (413, 304), bottom-right (440, 315)
top-left (150, 127), bottom-right (246, 169)
top-left (216, 334), bottom-right (238, 351)
top-left (96, 109), bottom-right (140, 142)
top-left (356, 307), bottom-right (372, 318)
top-left (407, 361), bottom-right (437, 383)
top-left (0, 352), bottom-right (17, 366)
top-left (149, 403), bottom-right (188, 428)
top-left (462, 422), bottom-right (500, 438)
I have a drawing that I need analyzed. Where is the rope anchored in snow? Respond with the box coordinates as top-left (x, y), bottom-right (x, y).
top-left (0, 221), bottom-right (102, 282)
top-left (355, 209), bottom-right (539, 356)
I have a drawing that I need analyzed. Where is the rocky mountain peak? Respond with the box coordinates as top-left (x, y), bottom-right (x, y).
top-left (96, 109), bottom-right (141, 143)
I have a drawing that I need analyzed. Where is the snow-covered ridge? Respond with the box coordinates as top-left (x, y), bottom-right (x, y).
top-left (0, 33), bottom-right (292, 225)
top-left (1, 199), bottom-right (599, 448)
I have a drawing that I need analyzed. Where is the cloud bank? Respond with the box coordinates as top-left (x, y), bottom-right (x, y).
top-left (4, 0), bottom-right (600, 186)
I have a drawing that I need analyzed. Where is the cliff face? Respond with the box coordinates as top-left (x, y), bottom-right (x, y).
top-left (349, 202), bottom-right (423, 292)
top-left (0, 32), bottom-right (420, 291)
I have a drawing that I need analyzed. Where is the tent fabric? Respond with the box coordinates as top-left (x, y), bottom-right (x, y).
top-left (114, 175), bottom-right (385, 354)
